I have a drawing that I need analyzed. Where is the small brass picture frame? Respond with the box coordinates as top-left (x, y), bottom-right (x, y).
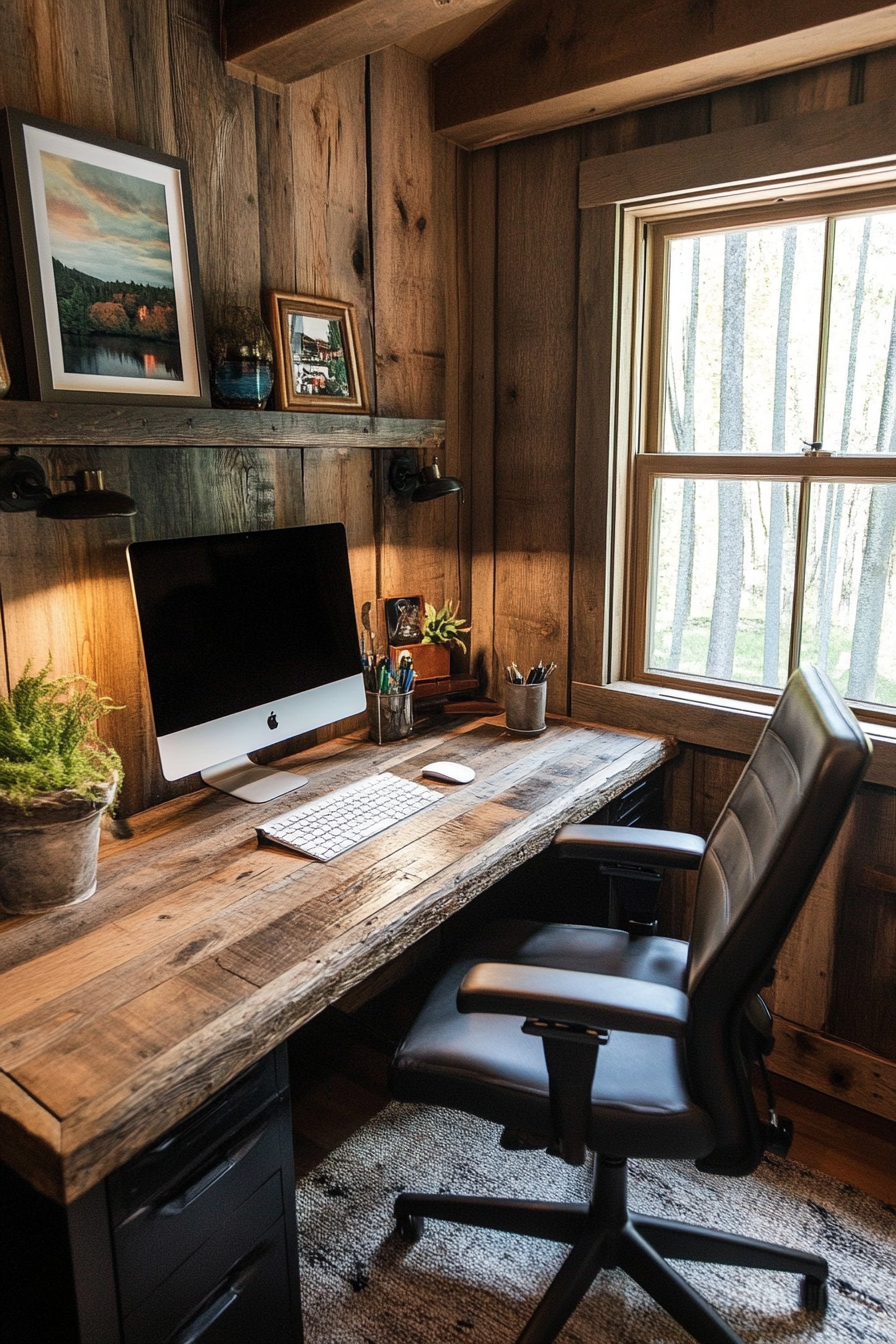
top-left (268, 291), bottom-right (368, 414)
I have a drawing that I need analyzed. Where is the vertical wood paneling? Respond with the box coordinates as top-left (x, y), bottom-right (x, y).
top-left (0, 3), bottom-right (42, 112)
top-left (659, 746), bottom-right (697, 937)
top-left (761, 56), bottom-right (857, 120)
top-left (104, 1), bottom-right (178, 154)
top-left (252, 86), bottom-right (298, 297)
top-left (187, 447), bottom-right (275, 535)
top-left (254, 57), bottom-right (377, 633)
top-left (369, 49), bottom-right (446, 422)
top-left (862, 45), bottom-right (896, 101)
top-left (571, 199), bottom-right (620, 688)
top-left (445, 148), bottom-right (473, 655)
top-left (469, 149), bottom-right (498, 694)
top-left (286, 62), bottom-right (374, 382)
top-left (168, 0), bottom-right (261, 323)
top-left (492, 128), bottom-right (580, 713)
top-left (29, 0), bottom-right (116, 133)
top-left (769, 807), bottom-right (856, 1028)
top-left (829, 787), bottom-right (896, 1058)
top-left (369, 47), bottom-right (460, 612)
top-left (303, 448), bottom-right (376, 619)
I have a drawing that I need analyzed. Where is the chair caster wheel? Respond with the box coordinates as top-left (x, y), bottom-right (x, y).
top-left (396, 1213), bottom-right (424, 1243)
top-left (801, 1276), bottom-right (828, 1313)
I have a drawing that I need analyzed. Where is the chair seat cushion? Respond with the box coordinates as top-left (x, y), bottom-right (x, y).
top-left (391, 921), bottom-right (715, 1160)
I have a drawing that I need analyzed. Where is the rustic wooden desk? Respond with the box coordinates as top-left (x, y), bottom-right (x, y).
top-left (0, 714), bottom-right (672, 1209)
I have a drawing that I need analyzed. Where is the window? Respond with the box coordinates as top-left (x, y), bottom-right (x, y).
top-left (629, 190), bottom-right (896, 719)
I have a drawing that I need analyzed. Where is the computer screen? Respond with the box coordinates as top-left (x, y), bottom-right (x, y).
top-left (127, 523), bottom-right (366, 801)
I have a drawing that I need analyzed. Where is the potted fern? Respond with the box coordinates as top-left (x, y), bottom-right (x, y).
top-left (0, 662), bottom-right (122, 913)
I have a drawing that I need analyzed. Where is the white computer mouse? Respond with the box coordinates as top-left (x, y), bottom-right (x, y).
top-left (422, 761), bottom-right (476, 784)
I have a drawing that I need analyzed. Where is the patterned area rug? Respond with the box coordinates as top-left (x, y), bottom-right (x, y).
top-left (296, 1102), bottom-right (896, 1343)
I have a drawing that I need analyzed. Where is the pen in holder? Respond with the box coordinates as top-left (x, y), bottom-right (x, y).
top-left (366, 689), bottom-right (414, 743)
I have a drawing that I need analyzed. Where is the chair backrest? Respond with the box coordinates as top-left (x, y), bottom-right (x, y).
top-left (684, 666), bottom-right (870, 1175)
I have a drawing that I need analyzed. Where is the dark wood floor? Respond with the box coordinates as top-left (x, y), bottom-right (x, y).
top-left (289, 990), bottom-right (896, 1205)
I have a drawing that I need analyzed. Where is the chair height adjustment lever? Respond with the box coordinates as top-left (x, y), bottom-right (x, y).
top-left (522, 1019), bottom-right (610, 1044)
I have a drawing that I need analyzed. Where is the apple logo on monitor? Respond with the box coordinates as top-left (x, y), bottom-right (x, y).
top-left (267, 711), bottom-right (278, 730)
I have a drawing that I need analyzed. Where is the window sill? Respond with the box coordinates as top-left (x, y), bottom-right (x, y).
top-left (571, 680), bottom-right (896, 789)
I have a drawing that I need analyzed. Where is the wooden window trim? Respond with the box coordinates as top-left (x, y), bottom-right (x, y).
top-left (571, 677), bottom-right (896, 789)
top-left (572, 103), bottom-right (896, 749)
top-left (578, 96), bottom-right (896, 211)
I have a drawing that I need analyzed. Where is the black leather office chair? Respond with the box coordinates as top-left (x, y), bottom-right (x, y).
top-left (389, 666), bottom-right (871, 1344)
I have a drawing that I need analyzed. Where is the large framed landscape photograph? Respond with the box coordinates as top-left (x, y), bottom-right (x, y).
top-left (0, 108), bottom-right (209, 405)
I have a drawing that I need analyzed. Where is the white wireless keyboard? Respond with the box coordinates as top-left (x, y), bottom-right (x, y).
top-left (255, 771), bottom-right (442, 861)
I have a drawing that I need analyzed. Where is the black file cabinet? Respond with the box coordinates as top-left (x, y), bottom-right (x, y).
top-left (0, 1045), bottom-right (302, 1343)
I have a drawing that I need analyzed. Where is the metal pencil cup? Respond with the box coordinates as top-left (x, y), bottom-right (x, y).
top-left (366, 689), bottom-right (414, 744)
top-left (504, 681), bottom-right (547, 733)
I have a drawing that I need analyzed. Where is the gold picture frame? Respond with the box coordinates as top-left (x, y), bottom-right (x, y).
top-left (268, 291), bottom-right (368, 414)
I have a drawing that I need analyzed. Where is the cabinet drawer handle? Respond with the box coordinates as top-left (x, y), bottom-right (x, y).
top-left (155, 1112), bottom-right (273, 1218)
top-left (165, 1238), bottom-right (272, 1344)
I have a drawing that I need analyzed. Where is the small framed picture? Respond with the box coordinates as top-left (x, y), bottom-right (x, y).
top-left (379, 594), bottom-right (425, 646)
top-left (0, 106), bottom-right (209, 405)
top-left (268, 291), bottom-right (368, 414)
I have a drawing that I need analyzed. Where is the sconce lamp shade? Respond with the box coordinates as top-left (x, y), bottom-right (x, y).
top-left (388, 452), bottom-right (463, 502)
top-left (38, 469), bottom-right (137, 520)
top-left (0, 455), bottom-right (136, 519)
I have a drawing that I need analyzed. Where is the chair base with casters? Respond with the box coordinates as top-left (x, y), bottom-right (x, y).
top-left (394, 1151), bottom-right (827, 1344)
top-left (389, 669), bottom-right (869, 1344)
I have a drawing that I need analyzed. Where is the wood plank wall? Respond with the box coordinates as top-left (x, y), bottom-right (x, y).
top-left (470, 46), bottom-right (896, 1115)
top-left (0, 1), bottom-right (468, 817)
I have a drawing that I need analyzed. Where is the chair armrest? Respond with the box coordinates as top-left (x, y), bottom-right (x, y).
top-left (457, 962), bottom-right (689, 1038)
top-left (552, 824), bottom-right (705, 869)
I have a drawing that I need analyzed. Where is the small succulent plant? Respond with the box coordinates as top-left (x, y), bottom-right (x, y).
top-left (422, 600), bottom-right (471, 653)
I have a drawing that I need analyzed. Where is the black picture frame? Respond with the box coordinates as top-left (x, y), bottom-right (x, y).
top-left (0, 107), bottom-right (209, 406)
top-left (381, 594), bottom-right (425, 646)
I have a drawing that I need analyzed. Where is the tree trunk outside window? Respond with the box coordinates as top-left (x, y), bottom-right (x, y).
top-left (707, 231), bottom-right (746, 680)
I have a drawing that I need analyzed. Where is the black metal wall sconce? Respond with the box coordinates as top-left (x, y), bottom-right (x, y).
top-left (0, 450), bottom-right (137, 519)
top-left (388, 451), bottom-right (463, 502)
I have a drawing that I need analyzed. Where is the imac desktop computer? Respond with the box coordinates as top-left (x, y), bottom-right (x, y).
top-left (127, 523), bottom-right (366, 803)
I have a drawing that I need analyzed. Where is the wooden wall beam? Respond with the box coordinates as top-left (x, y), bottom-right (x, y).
top-left (222, 0), bottom-right (500, 85)
top-left (434, 0), bottom-right (896, 148)
top-left (579, 94), bottom-right (896, 208)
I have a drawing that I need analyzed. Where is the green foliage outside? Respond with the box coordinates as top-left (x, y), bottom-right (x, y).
top-left (53, 259), bottom-right (179, 343)
top-left (0, 662), bottom-right (123, 811)
top-left (328, 357), bottom-right (348, 390)
top-left (327, 320), bottom-right (343, 354)
top-left (422, 600), bottom-right (471, 653)
top-left (324, 321), bottom-right (348, 393)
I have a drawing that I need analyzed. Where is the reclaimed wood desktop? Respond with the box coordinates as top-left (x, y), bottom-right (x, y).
top-left (0, 714), bottom-right (672, 1207)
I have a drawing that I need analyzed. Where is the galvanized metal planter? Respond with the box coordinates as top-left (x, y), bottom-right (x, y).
top-left (0, 778), bottom-right (116, 913)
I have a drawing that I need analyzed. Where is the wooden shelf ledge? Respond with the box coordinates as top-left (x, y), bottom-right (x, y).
top-left (0, 400), bottom-right (445, 450)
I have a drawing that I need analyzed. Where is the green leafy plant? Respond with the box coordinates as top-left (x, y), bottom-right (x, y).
top-left (0, 662), bottom-right (123, 811)
top-left (422, 600), bottom-right (471, 654)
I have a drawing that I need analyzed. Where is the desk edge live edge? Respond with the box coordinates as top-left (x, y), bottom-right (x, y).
top-left (0, 716), bottom-right (674, 1204)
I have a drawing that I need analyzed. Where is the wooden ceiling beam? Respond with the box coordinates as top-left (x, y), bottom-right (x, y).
top-left (222, 0), bottom-right (501, 84)
top-left (433, 0), bottom-right (896, 148)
